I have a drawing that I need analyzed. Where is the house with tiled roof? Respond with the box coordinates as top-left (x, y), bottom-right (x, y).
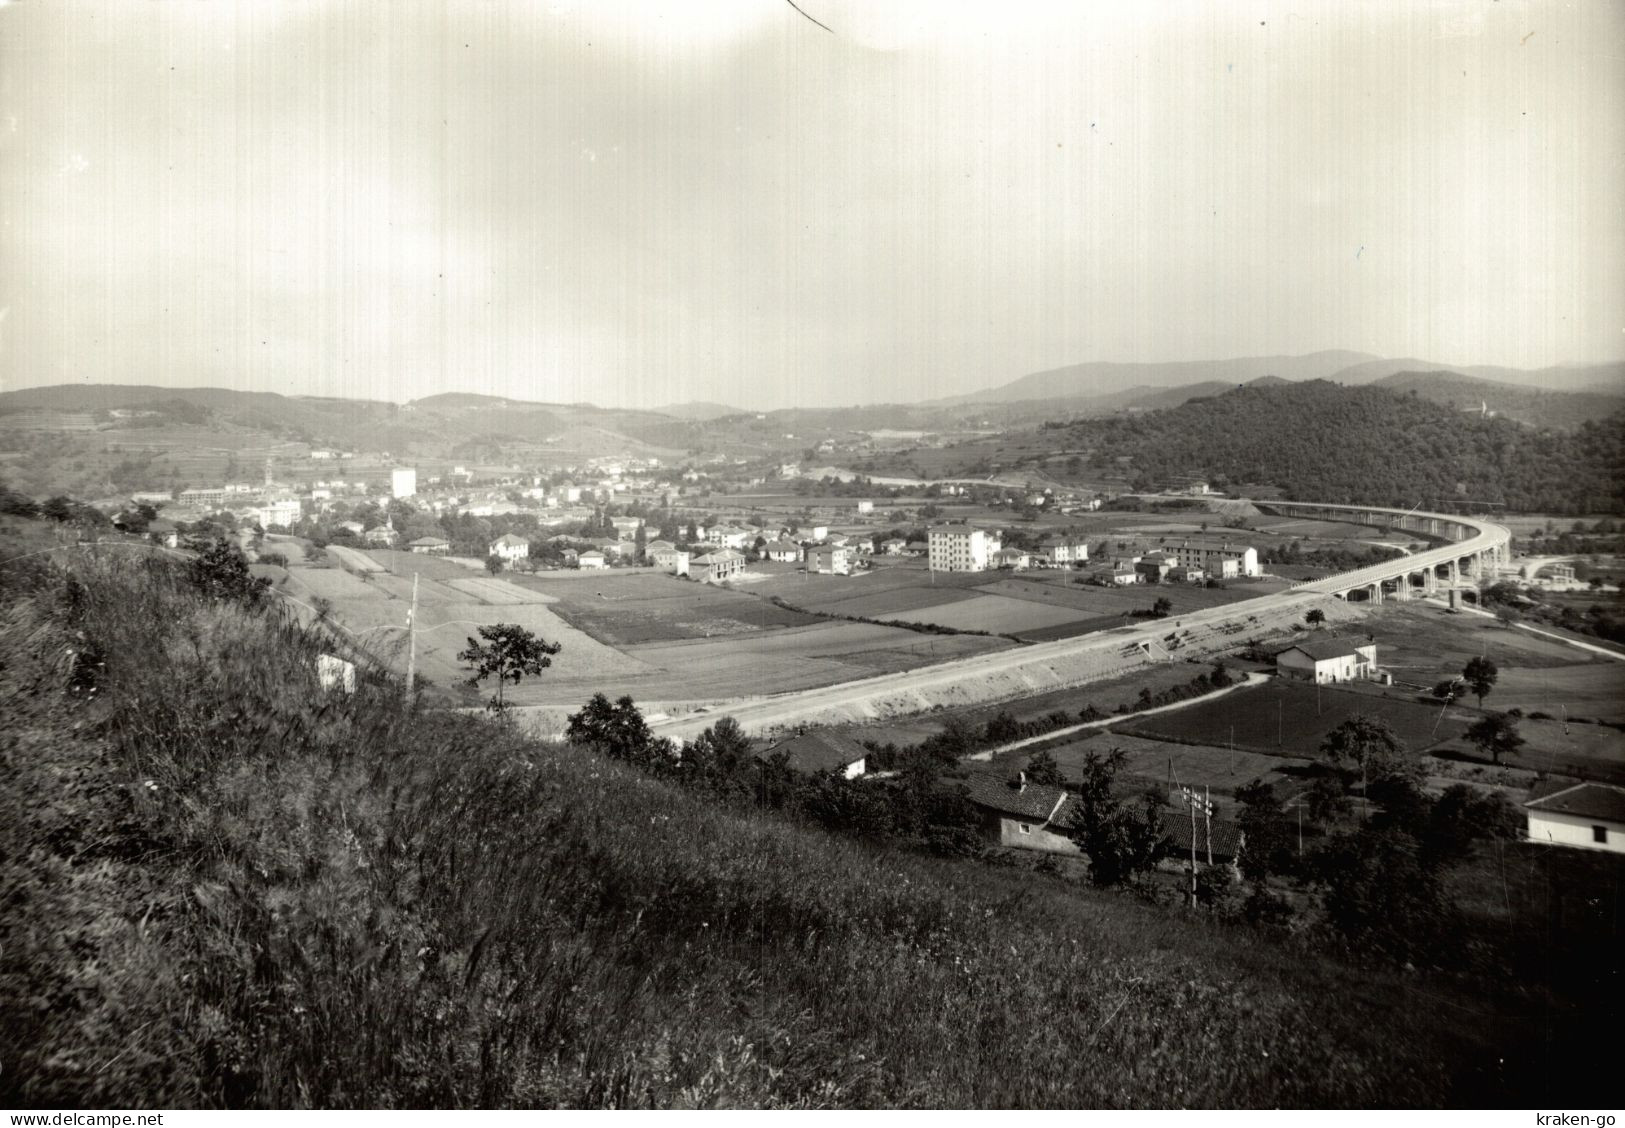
top-left (1524, 781), bottom-right (1625, 853)
top-left (407, 536), bottom-right (450, 555)
top-left (1276, 638), bottom-right (1378, 684)
top-left (1040, 537), bottom-right (1088, 566)
top-left (963, 772), bottom-right (1080, 855)
top-left (691, 548), bottom-right (745, 584)
top-left (763, 539), bottom-right (802, 563)
top-left (756, 729), bottom-right (868, 779)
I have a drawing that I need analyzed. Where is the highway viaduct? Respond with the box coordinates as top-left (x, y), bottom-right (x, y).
top-left (1259, 501), bottom-right (1512, 605)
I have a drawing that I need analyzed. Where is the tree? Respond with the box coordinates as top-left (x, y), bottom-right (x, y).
top-left (187, 539), bottom-right (270, 608)
top-left (1495, 605), bottom-right (1522, 629)
top-left (1066, 749), bottom-right (1165, 886)
top-left (1320, 715), bottom-right (1408, 814)
top-left (1465, 711), bottom-right (1525, 766)
top-left (565, 692), bottom-right (673, 768)
top-left (458, 623), bottom-right (560, 711)
top-left (1024, 749), bottom-right (1065, 786)
top-left (1461, 655), bottom-right (1498, 710)
top-left (1152, 596), bottom-right (1173, 618)
top-left (1304, 608), bottom-right (1326, 629)
top-left (485, 552), bottom-right (505, 575)
top-left (1235, 778), bottom-right (1293, 880)
top-left (1431, 678), bottom-right (1463, 702)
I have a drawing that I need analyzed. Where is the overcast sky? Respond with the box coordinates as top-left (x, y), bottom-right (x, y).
top-left (2, 0), bottom-right (1622, 409)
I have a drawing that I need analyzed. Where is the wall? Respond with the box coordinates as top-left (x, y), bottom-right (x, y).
top-left (1527, 810), bottom-right (1625, 854)
top-left (996, 815), bottom-right (1080, 854)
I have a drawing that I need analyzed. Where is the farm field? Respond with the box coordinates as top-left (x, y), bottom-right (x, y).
top-left (531, 573), bottom-right (823, 645)
top-left (796, 583), bottom-right (983, 618)
top-left (282, 565), bottom-right (648, 694)
top-left (444, 576), bottom-right (554, 604)
top-left (361, 548), bottom-right (492, 582)
top-left (977, 575), bottom-right (1286, 616)
top-left (988, 730), bottom-right (1314, 801)
top-left (326, 544), bottom-right (385, 572)
top-left (508, 622), bottom-right (1012, 706)
top-left (885, 593), bottom-right (1094, 634)
top-left (1490, 663), bottom-right (1625, 722)
top-left (1120, 679), bottom-right (1473, 758)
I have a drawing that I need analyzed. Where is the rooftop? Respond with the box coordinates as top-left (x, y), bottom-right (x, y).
top-left (1281, 637), bottom-right (1375, 662)
top-left (963, 774), bottom-right (1070, 823)
top-left (1525, 782), bottom-right (1625, 824)
top-left (758, 730), bottom-right (869, 774)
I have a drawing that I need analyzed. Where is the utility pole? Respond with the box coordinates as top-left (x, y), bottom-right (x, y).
top-left (405, 572), bottom-right (419, 699)
top-left (1205, 785), bottom-right (1213, 867)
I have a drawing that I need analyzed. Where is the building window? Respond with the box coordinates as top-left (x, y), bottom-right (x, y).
top-left (1595, 826), bottom-right (1608, 844)
top-left (1018, 824), bottom-right (1030, 834)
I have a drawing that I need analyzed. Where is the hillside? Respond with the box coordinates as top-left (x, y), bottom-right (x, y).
top-left (1330, 358), bottom-right (1625, 393)
top-left (941, 351), bottom-right (1378, 404)
top-left (4, 544), bottom-right (1614, 1107)
top-left (1368, 371), bottom-right (1625, 431)
top-left (1058, 381), bottom-right (1625, 513)
top-left (654, 401), bottom-right (746, 421)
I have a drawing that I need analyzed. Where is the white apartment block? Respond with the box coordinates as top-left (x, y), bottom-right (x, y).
top-left (928, 525), bottom-right (990, 572)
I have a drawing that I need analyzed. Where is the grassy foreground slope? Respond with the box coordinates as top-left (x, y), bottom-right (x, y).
top-left (0, 552), bottom-right (1590, 1107)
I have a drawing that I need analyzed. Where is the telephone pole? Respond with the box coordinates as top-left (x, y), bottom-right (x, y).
top-left (405, 572), bottom-right (419, 699)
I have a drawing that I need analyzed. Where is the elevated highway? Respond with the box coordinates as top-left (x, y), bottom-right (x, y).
top-left (1259, 501), bottom-right (1511, 604)
top-left (625, 501), bottom-right (1512, 741)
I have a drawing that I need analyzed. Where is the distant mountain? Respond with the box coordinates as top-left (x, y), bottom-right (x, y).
top-left (1330, 358), bottom-right (1625, 392)
top-left (1370, 370), bottom-right (1625, 431)
top-left (654, 401), bottom-right (745, 421)
top-left (1056, 380), bottom-right (1624, 514)
top-left (940, 350), bottom-right (1380, 404)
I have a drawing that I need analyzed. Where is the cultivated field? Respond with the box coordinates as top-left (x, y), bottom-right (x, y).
top-left (988, 729), bottom-right (1314, 801)
top-left (885, 593), bottom-right (1095, 634)
top-left (360, 548), bottom-right (490, 582)
top-left (1120, 679), bottom-right (1472, 758)
top-left (327, 544), bottom-right (385, 572)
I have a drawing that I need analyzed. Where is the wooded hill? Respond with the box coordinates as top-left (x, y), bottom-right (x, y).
top-left (1062, 381), bottom-right (1625, 514)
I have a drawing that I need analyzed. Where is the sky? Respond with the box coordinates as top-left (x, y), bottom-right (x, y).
top-left (1, 0), bottom-right (1622, 410)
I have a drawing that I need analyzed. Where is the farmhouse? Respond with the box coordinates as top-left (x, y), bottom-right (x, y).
top-left (1135, 552), bottom-right (1174, 583)
top-left (577, 550), bottom-right (608, 569)
top-left (928, 524), bottom-right (991, 572)
top-left (610, 516), bottom-right (643, 539)
top-left (1109, 566), bottom-right (1140, 585)
top-left (643, 538), bottom-right (675, 557)
top-left (407, 536), bottom-right (450, 555)
top-left (363, 525), bottom-right (398, 547)
top-left (903, 540), bottom-right (928, 557)
top-left (763, 539), bottom-right (802, 562)
top-left (1276, 638), bottom-right (1379, 684)
top-left (1524, 782), bottom-right (1625, 853)
top-left (489, 533), bottom-right (530, 562)
top-left (806, 544), bottom-right (850, 575)
top-left (691, 549), bottom-right (746, 584)
top-left (880, 537), bottom-right (907, 555)
top-left (1169, 564), bottom-right (1205, 583)
top-left (964, 772), bottom-right (1079, 855)
top-left (756, 730), bottom-right (868, 779)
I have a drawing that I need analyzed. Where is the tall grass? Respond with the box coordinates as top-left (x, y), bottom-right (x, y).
top-left (0, 551), bottom-right (1608, 1107)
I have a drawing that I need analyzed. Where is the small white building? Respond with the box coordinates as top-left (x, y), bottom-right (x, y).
top-left (577, 550), bottom-right (608, 569)
top-left (856, 500), bottom-right (874, 514)
top-left (1276, 638), bottom-right (1378, 684)
top-left (391, 467), bottom-right (418, 499)
top-left (489, 533), bottom-right (530, 562)
top-left (1524, 783), bottom-right (1625, 853)
top-left (763, 539), bottom-right (802, 563)
top-left (1040, 538), bottom-right (1088, 566)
